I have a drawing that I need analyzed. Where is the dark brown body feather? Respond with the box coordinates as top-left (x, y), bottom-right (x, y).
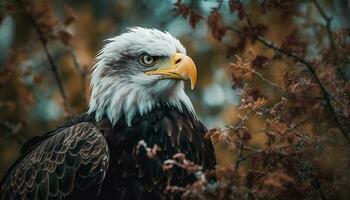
top-left (0, 105), bottom-right (216, 200)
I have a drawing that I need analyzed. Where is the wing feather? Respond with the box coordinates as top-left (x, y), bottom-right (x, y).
top-left (0, 122), bottom-right (109, 200)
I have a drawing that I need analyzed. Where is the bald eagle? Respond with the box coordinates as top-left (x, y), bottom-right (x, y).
top-left (0, 27), bottom-right (216, 200)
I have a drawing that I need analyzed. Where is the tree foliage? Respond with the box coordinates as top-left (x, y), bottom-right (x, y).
top-left (166, 0), bottom-right (350, 199)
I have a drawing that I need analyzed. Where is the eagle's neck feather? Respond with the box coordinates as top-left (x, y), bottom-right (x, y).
top-left (87, 76), bottom-right (196, 126)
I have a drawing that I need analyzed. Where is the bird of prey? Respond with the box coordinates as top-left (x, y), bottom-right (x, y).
top-left (0, 27), bottom-right (216, 200)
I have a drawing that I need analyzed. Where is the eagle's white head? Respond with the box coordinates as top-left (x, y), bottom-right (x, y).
top-left (88, 27), bottom-right (197, 125)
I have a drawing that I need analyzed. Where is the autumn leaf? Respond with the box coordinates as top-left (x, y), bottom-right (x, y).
top-left (189, 10), bottom-right (203, 29)
top-left (231, 55), bottom-right (255, 85)
top-left (261, 170), bottom-right (296, 194)
top-left (174, 0), bottom-right (190, 18)
top-left (229, 0), bottom-right (246, 19)
top-left (207, 10), bottom-right (226, 41)
top-left (281, 29), bottom-right (307, 58)
top-left (173, 0), bottom-right (203, 29)
top-left (63, 5), bottom-right (78, 26)
top-left (58, 29), bottom-right (73, 46)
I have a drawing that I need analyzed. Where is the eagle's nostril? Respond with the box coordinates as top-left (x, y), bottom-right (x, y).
top-left (175, 58), bottom-right (182, 65)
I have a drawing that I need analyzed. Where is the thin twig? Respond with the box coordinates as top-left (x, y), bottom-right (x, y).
top-left (234, 141), bottom-right (244, 171)
top-left (278, 119), bottom-right (308, 139)
top-left (235, 65), bottom-right (282, 90)
top-left (247, 169), bottom-right (266, 175)
top-left (67, 47), bottom-right (88, 105)
top-left (16, 0), bottom-right (67, 101)
top-left (217, 0), bottom-right (224, 10)
top-left (222, 111), bottom-right (250, 134)
top-left (311, 0), bottom-right (337, 58)
top-left (311, 0), bottom-right (346, 80)
top-left (232, 112), bottom-right (251, 171)
top-left (252, 69), bottom-right (281, 89)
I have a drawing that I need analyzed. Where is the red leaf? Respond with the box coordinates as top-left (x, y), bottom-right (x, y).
top-left (58, 30), bottom-right (73, 46)
top-left (174, 0), bottom-right (190, 18)
top-left (207, 10), bottom-right (226, 41)
top-left (229, 0), bottom-right (246, 20)
top-left (63, 5), bottom-right (78, 26)
top-left (189, 10), bottom-right (203, 29)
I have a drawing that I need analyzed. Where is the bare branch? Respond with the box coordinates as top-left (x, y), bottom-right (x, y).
top-left (16, 0), bottom-right (67, 102)
top-left (67, 47), bottom-right (88, 105)
top-left (311, 0), bottom-right (336, 57)
top-left (311, 0), bottom-right (346, 80)
top-left (217, 0), bottom-right (224, 10)
top-left (234, 141), bottom-right (244, 171)
top-left (234, 63), bottom-right (282, 90)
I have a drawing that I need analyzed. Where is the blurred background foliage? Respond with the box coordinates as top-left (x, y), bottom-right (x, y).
top-left (1, 0), bottom-right (350, 199)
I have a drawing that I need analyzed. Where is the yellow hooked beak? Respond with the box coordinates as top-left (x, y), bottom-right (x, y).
top-left (145, 53), bottom-right (197, 89)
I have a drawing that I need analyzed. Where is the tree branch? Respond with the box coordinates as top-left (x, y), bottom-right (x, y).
top-left (226, 14), bottom-right (350, 143)
top-left (234, 141), bottom-right (244, 171)
top-left (234, 63), bottom-right (282, 90)
top-left (311, 0), bottom-right (336, 57)
top-left (311, 0), bottom-right (346, 80)
top-left (67, 47), bottom-right (88, 105)
top-left (217, 0), bottom-right (224, 10)
top-left (16, 0), bottom-right (67, 101)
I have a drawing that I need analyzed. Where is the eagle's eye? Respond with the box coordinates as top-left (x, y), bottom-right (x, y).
top-left (139, 54), bottom-right (157, 66)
